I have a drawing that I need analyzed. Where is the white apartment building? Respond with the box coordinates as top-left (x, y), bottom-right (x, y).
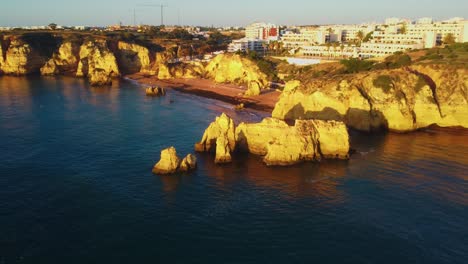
top-left (300, 45), bottom-right (359, 58)
top-left (281, 27), bottom-right (326, 48)
top-left (228, 38), bottom-right (267, 53)
top-left (360, 42), bottom-right (424, 58)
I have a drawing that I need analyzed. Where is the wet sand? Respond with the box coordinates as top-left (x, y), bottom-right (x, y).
top-left (125, 73), bottom-right (281, 112)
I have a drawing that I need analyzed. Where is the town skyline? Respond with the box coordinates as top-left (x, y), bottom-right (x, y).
top-left (1, 0), bottom-right (467, 27)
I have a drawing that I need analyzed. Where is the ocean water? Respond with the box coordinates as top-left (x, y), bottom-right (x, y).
top-left (0, 76), bottom-right (467, 263)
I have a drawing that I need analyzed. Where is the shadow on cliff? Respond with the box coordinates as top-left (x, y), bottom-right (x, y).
top-left (283, 103), bottom-right (389, 132)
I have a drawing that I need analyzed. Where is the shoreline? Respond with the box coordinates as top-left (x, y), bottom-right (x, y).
top-left (125, 73), bottom-right (281, 113)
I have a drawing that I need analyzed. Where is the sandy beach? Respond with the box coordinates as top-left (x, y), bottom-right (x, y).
top-left (125, 73), bottom-right (281, 112)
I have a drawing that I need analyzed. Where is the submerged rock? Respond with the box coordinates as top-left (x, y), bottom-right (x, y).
top-left (145, 86), bottom-right (166, 96)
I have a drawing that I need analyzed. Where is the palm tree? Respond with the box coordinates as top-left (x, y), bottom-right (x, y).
top-left (326, 42), bottom-right (332, 59)
top-left (356, 30), bottom-right (365, 46)
top-left (340, 44), bottom-right (345, 58)
top-left (443, 33), bottom-right (456, 45)
top-left (400, 24), bottom-right (407, 34)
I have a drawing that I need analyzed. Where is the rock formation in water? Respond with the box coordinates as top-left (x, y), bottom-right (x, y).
top-left (236, 118), bottom-right (349, 166)
top-left (40, 41), bottom-right (80, 75)
top-left (179, 154), bottom-right (197, 172)
top-left (272, 65), bottom-right (468, 132)
top-left (76, 40), bottom-right (120, 86)
top-left (145, 86), bottom-right (166, 96)
top-left (153, 147), bottom-right (181, 174)
top-left (195, 113), bottom-right (349, 166)
top-left (205, 53), bottom-right (269, 96)
top-left (214, 136), bottom-right (232, 164)
top-left (194, 113), bottom-right (237, 152)
top-left (153, 147), bottom-right (197, 174)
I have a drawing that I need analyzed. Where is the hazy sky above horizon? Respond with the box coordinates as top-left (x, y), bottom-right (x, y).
top-left (1, 0), bottom-right (467, 27)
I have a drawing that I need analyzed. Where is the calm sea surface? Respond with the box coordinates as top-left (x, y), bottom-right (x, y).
top-left (0, 76), bottom-right (467, 263)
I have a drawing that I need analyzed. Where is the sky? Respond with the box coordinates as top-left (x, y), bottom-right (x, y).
top-left (0, 0), bottom-right (467, 27)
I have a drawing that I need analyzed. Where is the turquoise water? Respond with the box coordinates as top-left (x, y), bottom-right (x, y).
top-left (0, 76), bottom-right (467, 263)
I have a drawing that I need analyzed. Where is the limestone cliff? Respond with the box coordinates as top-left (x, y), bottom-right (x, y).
top-left (40, 41), bottom-right (80, 75)
top-left (272, 65), bottom-right (468, 132)
top-left (0, 37), bottom-right (5, 73)
top-left (117, 41), bottom-right (155, 75)
top-left (236, 118), bottom-right (349, 166)
top-left (205, 54), bottom-right (269, 96)
top-left (76, 40), bottom-right (120, 86)
top-left (0, 38), bottom-right (46, 75)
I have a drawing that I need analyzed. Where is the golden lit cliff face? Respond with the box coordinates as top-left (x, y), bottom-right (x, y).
top-left (205, 54), bottom-right (269, 95)
top-left (0, 38), bottom-right (46, 75)
top-left (117, 41), bottom-right (155, 75)
top-left (40, 41), bottom-right (81, 75)
top-left (272, 65), bottom-right (468, 132)
top-left (75, 40), bottom-right (120, 86)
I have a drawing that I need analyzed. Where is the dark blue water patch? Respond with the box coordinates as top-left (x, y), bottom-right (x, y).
top-left (0, 76), bottom-right (467, 263)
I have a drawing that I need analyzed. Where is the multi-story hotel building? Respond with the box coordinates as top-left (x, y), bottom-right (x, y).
top-left (245, 22), bottom-right (280, 41)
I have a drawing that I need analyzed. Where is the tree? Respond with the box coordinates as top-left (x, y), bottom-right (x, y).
top-left (400, 24), bottom-right (407, 34)
top-left (443, 33), bottom-right (456, 45)
top-left (48, 23), bottom-right (57, 30)
top-left (356, 30), bottom-right (365, 46)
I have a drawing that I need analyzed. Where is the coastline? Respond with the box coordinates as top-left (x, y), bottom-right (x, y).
top-left (125, 73), bottom-right (281, 113)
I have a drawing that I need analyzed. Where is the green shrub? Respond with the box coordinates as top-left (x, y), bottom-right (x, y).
top-left (340, 58), bottom-right (375, 73)
top-left (373, 75), bottom-right (393, 93)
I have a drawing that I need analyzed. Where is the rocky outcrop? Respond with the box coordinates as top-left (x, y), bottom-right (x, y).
top-left (179, 154), bottom-right (197, 172)
top-left (195, 113), bottom-right (349, 166)
top-left (195, 113), bottom-right (236, 152)
top-left (40, 41), bottom-right (80, 75)
top-left (153, 52), bottom-right (205, 80)
top-left (236, 118), bottom-right (349, 166)
top-left (272, 65), bottom-right (468, 132)
top-left (153, 147), bottom-right (181, 174)
top-left (76, 40), bottom-right (120, 86)
top-left (152, 147), bottom-right (197, 174)
top-left (117, 41), bottom-right (155, 75)
top-left (205, 54), bottom-right (269, 96)
top-left (0, 38), bottom-right (46, 75)
top-left (153, 147), bottom-right (197, 175)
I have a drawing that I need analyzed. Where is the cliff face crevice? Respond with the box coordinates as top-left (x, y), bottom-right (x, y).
top-left (40, 41), bottom-right (81, 75)
top-left (406, 67), bottom-right (443, 118)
